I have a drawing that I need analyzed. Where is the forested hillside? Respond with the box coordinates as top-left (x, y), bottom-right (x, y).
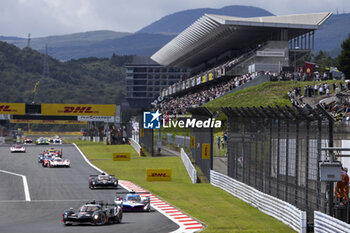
top-left (0, 41), bottom-right (131, 104)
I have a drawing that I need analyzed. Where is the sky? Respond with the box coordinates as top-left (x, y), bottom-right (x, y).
top-left (0, 0), bottom-right (349, 38)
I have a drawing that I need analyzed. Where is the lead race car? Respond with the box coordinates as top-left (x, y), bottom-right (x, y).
top-left (89, 173), bottom-right (118, 189)
top-left (62, 201), bottom-right (122, 226)
top-left (114, 192), bottom-right (151, 212)
top-left (10, 144), bottom-right (26, 153)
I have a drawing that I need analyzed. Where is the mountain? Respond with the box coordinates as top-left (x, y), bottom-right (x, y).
top-left (0, 41), bottom-right (126, 104)
top-left (137, 5), bottom-right (274, 34)
top-left (1, 6), bottom-right (349, 59)
top-left (1, 30), bottom-right (131, 51)
top-left (314, 13), bottom-right (350, 57)
top-left (46, 33), bottom-right (175, 60)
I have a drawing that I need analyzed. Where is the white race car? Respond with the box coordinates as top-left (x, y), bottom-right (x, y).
top-left (47, 157), bottom-right (70, 168)
top-left (52, 136), bottom-right (62, 144)
top-left (10, 144), bottom-right (26, 153)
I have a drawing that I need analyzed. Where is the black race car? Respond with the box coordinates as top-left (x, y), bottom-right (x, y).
top-left (89, 173), bottom-right (118, 189)
top-left (62, 201), bottom-right (122, 226)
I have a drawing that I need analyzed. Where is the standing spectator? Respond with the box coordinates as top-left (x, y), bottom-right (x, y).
top-left (217, 135), bottom-right (221, 150)
top-left (326, 88), bottom-right (330, 97)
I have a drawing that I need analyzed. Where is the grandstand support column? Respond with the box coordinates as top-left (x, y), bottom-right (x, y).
top-left (328, 118), bottom-right (334, 216)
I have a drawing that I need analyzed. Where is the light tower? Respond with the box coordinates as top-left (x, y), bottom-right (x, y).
top-left (26, 33), bottom-right (31, 48)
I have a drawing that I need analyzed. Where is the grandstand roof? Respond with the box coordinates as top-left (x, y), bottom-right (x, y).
top-left (151, 12), bottom-right (332, 68)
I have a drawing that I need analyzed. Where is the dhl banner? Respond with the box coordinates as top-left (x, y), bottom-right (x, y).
top-left (41, 104), bottom-right (116, 116)
top-left (202, 143), bottom-right (210, 159)
top-left (10, 119), bottom-right (88, 125)
top-left (0, 103), bottom-right (25, 115)
top-left (208, 73), bottom-right (213, 81)
top-left (190, 136), bottom-right (195, 148)
top-left (146, 168), bottom-right (172, 181)
top-left (112, 152), bottom-right (131, 161)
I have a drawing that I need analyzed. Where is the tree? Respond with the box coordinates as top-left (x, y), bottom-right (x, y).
top-left (338, 34), bottom-right (350, 78)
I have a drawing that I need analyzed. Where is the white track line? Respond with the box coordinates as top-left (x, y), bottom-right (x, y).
top-left (0, 169), bottom-right (31, 201)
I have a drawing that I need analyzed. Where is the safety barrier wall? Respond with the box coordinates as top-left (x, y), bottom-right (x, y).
top-left (314, 211), bottom-right (350, 233)
top-left (0, 137), bottom-right (5, 144)
top-left (210, 170), bottom-right (306, 233)
top-left (92, 137), bottom-right (100, 143)
top-left (180, 148), bottom-right (197, 184)
top-left (129, 137), bottom-right (142, 156)
top-left (80, 136), bottom-right (91, 141)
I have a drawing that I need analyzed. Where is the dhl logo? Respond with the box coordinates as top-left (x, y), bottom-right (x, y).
top-left (59, 106), bottom-right (96, 114)
top-left (151, 173), bottom-right (169, 177)
top-left (0, 105), bottom-right (17, 112)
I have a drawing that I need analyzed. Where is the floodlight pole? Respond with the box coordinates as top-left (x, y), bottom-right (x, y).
top-left (328, 119), bottom-right (334, 216)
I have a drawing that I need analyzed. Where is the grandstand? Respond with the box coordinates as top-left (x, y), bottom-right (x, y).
top-left (151, 12), bottom-right (332, 100)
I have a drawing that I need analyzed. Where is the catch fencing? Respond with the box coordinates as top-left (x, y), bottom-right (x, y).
top-left (188, 108), bottom-right (213, 181)
top-left (180, 148), bottom-right (197, 183)
top-left (211, 170), bottom-right (306, 232)
top-left (223, 105), bottom-right (332, 224)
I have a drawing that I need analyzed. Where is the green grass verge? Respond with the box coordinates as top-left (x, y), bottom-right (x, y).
top-left (74, 140), bottom-right (294, 233)
top-left (204, 80), bottom-right (344, 109)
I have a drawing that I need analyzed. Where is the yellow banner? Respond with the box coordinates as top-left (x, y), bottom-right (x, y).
top-left (146, 168), bottom-right (172, 181)
top-left (202, 144), bottom-right (210, 159)
top-left (140, 128), bottom-right (144, 137)
top-left (0, 103), bottom-right (25, 115)
top-left (10, 119), bottom-right (87, 125)
top-left (113, 152), bottom-right (131, 161)
top-left (202, 75), bottom-right (207, 83)
top-left (41, 104), bottom-right (116, 116)
top-left (190, 136), bottom-right (195, 148)
top-left (209, 73), bottom-right (213, 81)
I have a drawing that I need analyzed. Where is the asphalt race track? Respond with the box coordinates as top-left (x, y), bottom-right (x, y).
top-left (0, 144), bottom-right (179, 233)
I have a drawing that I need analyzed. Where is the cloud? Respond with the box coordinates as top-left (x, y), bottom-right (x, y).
top-left (0, 0), bottom-right (349, 37)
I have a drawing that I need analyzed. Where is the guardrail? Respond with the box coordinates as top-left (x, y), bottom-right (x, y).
top-left (314, 211), bottom-right (350, 232)
top-left (180, 148), bottom-right (197, 183)
top-left (80, 136), bottom-right (91, 141)
top-left (129, 137), bottom-right (142, 156)
top-left (210, 170), bottom-right (306, 233)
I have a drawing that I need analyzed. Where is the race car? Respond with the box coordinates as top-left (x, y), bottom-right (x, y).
top-left (48, 148), bottom-right (62, 157)
top-left (52, 136), bottom-right (62, 144)
top-left (62, 201), bottom-right (122, 226)
top-left (44, 157), bottom-right (70, 168)
top-left (36, 137), bottom-right (50, 145)
top-left (10, 144), bottom-right (26, 153)
top-left (89, 173), bottom-right (118, 189)
top-left (24, 138), bottom-right (33, 144)
top-left (38, 153), bottom-right (53, 163)
top-left (114, 192), bottom-right (151, 212)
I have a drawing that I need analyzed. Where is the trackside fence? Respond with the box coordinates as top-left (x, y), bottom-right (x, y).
top-left (210, 170), bottom-right (306, 233)
top-left (180, 148), bottom-right (197, 183)
top-left (314, 211), bottom-right (350, 233)
top-left (129, 138), bottom-right (142, 156)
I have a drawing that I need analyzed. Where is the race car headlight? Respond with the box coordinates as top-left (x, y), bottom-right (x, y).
top-left (114, 182), bottom-right (117, 185)
top-left (92, 182), bottom-right (96, 185)
top-left (93, 214), bottom-right (99, 219)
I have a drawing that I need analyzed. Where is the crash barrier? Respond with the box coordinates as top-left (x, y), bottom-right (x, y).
top-left (80, 136), bottom-right (91, 141)
top-left (103, 137), bottom-right (108, 144)
top-left (180, 148), bottom-right (197, 184)
top-left (92, 137), bottom-right (100, 143)
top-left (314, 211), bottom-right (350, 233)
top-left (129, 137), bottom-right (142, 156)
top-left (0, 137), bottom-right (5, 144)
top-left (210, 170), bottom-right (306, 233)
